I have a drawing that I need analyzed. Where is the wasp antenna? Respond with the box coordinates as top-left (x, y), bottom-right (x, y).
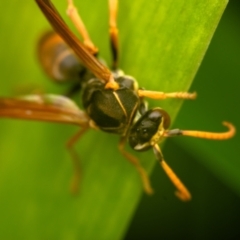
top-left (166, 121), bottom-right (235, 140)
top-left (153, 144), bottom-right (191, 201)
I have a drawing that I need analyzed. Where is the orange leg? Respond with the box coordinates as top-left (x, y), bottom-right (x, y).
top-left (66, 0), bottom-right (98, 54)
top-left (138, 89), bottom-right (197, 100)
top-left (66, 0), bottom-right (119, 91)
top-left (153, 144), bottom-right (191, 201)
top-left (109, 0), bottom-right (119, 69)
top-left (66, 126), bottom-right (89, 194)
top-left (118, 137), bottom-right (154, 195)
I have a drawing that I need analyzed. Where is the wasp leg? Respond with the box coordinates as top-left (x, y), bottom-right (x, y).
top-left (109, 0), bottom-right (119, 70)
top-left (164, 121), bottom-right (235, 140)
top-left (153, 144), bottom-right (191, 201)
top-left (118, 137), bottom-right (154, 195)
top-left (138, 89), bottom-right (197, 100)
top-left (66, 125), bottom-right (89, 195)
top-left (66, 0), bottom-right (98, 54)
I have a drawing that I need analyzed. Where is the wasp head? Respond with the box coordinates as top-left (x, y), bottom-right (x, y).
top-left (128, 108), bottom-right (171, 151)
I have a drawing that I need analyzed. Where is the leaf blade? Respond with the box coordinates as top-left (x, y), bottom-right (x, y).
top-left (0, 0), bottom-right (228, 239)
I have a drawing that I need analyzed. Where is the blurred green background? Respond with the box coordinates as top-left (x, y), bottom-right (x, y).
top-left (126, 1), bottom-right (240, 239)
top-left (0, 1), bottom-right (239, 240)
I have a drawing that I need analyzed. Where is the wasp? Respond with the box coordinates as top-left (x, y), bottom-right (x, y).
top-left (0, 0), bottom-right (235, 201)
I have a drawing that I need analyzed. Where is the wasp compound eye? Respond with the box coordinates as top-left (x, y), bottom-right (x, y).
top-left (128, 108), bottom-right (170, 151)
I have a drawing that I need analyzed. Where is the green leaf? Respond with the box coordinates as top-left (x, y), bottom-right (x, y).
top-left (0, 0), bottom-right (228, 239)
top-left (174, 1), bottom-right (240, 197)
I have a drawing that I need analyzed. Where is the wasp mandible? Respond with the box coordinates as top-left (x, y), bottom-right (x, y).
top-left (0, 0), bottom-right (235, 201)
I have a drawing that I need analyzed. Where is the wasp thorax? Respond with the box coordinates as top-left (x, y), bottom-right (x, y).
top-left (128, 108), bottom-right (171, 151)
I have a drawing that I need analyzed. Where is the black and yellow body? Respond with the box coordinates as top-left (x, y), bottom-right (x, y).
top-left (82, 76), bottom-right (140, 135)
top-left (38, 31), bottom-right (142, 137)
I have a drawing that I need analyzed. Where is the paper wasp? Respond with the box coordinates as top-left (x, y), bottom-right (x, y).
top-left (0, 0), bottom-right (235, 201)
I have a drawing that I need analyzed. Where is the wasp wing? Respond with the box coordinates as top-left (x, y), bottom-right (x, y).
top-left (0, 94), bottom-right (88, 126)
top-left (35, 0), bottom-right (112, 83)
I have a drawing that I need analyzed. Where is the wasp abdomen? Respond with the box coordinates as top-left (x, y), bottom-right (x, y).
top-left (37, 30), bottom-right (86, 83)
